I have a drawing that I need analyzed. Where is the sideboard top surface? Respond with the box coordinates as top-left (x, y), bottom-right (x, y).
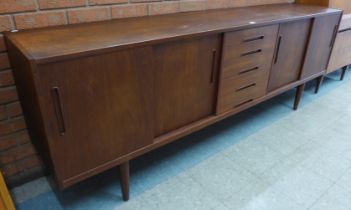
top-left (5, 3), bottom-right (341, 64)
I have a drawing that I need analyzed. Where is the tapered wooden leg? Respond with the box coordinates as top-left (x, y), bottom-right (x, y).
top-left (315, 75), bottom-right (324, 94)
top-left (119, 161), bottom-right (129, 201)
top-left (294, 83), bottom-right (305, 110)
top-left (340, 65), bottom-right (348, 81)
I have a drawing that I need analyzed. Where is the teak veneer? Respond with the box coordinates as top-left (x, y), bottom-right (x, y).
top-left (297, 0), bottom-right (351, 87)
top-left (327, 14), bottom-right (351, 81)
top-left (5, 3), bottom-right (342, 201)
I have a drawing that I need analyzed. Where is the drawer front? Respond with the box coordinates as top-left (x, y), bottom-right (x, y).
top-left (217, 25), bottom-right (278, 114)
top-left (218, 82), bottom-right (266, 110)
top-left (221, 24), bottom-right (278, 79)
top-left (218, 68), bottom-right (269, 111)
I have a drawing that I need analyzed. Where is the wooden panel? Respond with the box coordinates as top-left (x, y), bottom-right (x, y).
top-left (36, 47), bottom-right (154, 180)
top-left (153, 35), bottom-right (220, 137)
top-left (327, 29), bottom-right (351, 72)
top-left (217, 25), bottom-right (278, 113)
top-left (5, 39), bottom-right (54, 173)
top-left (268, 19), bottom-right (312, 91)
top-left (4, 4), bottom-right (341, 64)
top-left (301, 13), bottom-right (341, 78)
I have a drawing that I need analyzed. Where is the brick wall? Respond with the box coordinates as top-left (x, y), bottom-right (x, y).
top-left (0, 0), bottom-right (293, 187)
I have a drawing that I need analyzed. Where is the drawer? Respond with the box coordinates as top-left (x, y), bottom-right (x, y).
top-left (217, 67), bottom-right (269, 112)
top-left (223, 24), bottom-right (279, 59)
top-left (221, 24), bottom-right (278, 79)
top-left (217, 24), bottom-right (278, 114)
top-left (218, 78), bottom-right (267, 111)
top-left (220, 68), bottom-right (268, 95)
top-left (221, 56), bottom-right (271, 80)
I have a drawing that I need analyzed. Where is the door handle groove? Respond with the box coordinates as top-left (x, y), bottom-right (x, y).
top-left (236, 83), bottom-right (256, 92)
top-left (234, 99), bottom-right (254, 108)
top-left (339, 28), bottom-right (351, 33)
top-left (274, 35), bottom-right (282, 64)
top-left (243, 35), bottom-right (265, 42)
top-left (52, 87), bottom-right (66, 136)
top-left (239, 66), bottom-right (259, 75)
top-left (241, 49), bottom-right (262, 57)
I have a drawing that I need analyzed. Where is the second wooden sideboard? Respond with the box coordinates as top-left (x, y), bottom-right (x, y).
top-left (326, 14), bottom-right (351, 82)
top-left (5, 3), bottom-right (342, 201)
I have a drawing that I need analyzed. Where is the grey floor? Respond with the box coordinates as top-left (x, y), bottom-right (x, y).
top-left (12, 69), bottom-right (351, 210)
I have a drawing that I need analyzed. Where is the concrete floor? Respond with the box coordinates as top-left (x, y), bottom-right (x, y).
top-left (11, 68), bottom-right (351, 210)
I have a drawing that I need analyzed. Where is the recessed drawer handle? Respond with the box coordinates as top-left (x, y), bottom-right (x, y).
top-left (52, 87), bottom-right (66, 136)
top-left (241, 49), bottom-right (262, 57)
top-left (274, 35), bottom-right (282, 64)
top-left (234, 99), bottom-right (254, 108)
top-left (243, 35), bottom-right (265, 42)
top-left (210, 49), bottom-right (217, 84)
top-left (339, 28), bottom-right (351, 33)
top-left (330, 25), bottom-right (339, 48)
top-left (236, 83), bottom-right (256, 92)
top-left (239, 66), bottom-right (259, 75)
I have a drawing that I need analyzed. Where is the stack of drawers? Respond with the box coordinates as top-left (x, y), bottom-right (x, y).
top-left (217, 25), bottom-right (279, 113)
top-left (327, 14), bottom-right (351, 72)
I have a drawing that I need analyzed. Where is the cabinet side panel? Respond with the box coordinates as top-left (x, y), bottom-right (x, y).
top-left (4, 38), bottom-right (53, 175)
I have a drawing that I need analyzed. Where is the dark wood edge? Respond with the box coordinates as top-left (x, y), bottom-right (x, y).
top-left (4, 33), bottom-right (35, 62)
top-left (5, 38), bottom-right (58, 183)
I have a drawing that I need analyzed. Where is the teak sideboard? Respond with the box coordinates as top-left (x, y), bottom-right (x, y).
top-left (4, 3), bottom-right (342, 201)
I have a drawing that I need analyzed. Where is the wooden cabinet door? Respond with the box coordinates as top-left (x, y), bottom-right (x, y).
top-left (268, 19), bottom-right (312, 91)
top-left (301, 14), bottom-right (341, 78)
top-left (153, 35), bottom-right (221, 137)
top-left (36, 47), bottom-right (154, 181)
